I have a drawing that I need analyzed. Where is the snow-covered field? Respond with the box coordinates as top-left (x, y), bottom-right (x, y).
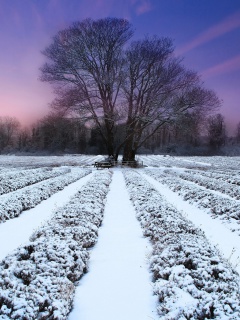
top-left (0, 154), bottom-right (239, 319)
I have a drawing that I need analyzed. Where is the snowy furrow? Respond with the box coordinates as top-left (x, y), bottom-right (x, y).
top-left (123, 170), bottom-right (240, 319)
top-left (0, 167), bottom-right (70, 195)
top-left (0, 169), bottom-right (91, 223)
top-left (141, 172), bottom-right (240, 276)
top-left (0, 173), bottom-right (93, 262)
top-left (0, 155), bottom-right (104, 168)
top-left (68, 170), bottom-right (158, 320)
top-left (138, 155), bottom-right (210, 169)
top-left (0, 170), bottom-right (112, 319)
top-left (189, 169), bottom-right (240, 186)
top-left (178, 170), bottom-right (240, 200)
top-left (0, 168), bottom-right (22, 174)
top-left (179, 156), bottom-right (240, 170)
top-left (137, 155), bottom-right (158, 167)
top-left (145, 169), bottom-right (240, 234)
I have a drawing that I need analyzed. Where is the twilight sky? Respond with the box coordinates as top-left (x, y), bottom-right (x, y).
top-left (0, 0), bottom-right (240, 134)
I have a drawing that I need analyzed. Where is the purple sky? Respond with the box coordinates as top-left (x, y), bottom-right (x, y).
top-left (0, 0), bottom-right (239, 135)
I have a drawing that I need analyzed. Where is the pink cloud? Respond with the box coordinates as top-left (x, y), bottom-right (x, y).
top-left (135, 0), bottom-right (152, 15)
top-left (201, 54), bottom-right (240, 79)
top-left (177, 11), bottom-right (240, 55)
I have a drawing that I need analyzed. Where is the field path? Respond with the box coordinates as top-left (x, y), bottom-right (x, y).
top-left (68, 169), bottom-right (158, 320)
top-left (0, 171), bottom-right (93, 261)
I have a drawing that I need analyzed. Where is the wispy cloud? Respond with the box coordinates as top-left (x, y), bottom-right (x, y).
top-left (30, 2), bottom-right (45, 31)
top-left (135, 0), bottom-right (152, 15)
top-left (177, 11), bottom-right (240, 55)
top-left (201, 54), bottom-right (240, 79)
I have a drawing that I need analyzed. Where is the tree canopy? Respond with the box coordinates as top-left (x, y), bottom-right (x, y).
top-left (40, 17), bottom-right (220, 160)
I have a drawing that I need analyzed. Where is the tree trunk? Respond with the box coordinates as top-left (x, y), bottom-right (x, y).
top-left (122, 137), bottom-right (136, 161)
top-left (106, 129), bottom-right (114, 157)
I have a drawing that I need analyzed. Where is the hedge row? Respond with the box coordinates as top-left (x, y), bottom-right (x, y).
top-left (145, 169), bottom-right (240, 233)
top-left (0, 170), bottom-right (112, 319)
top-left (124, 170), bottom-right (240, 319)
top-left (191, 169), bottom-right (240, 186)
top-left (0, 169), bottom-right (91, 223)
top-left (0, 167), bottom-right (71, 195)
top-left (178, 170), bottom-right (240, 200)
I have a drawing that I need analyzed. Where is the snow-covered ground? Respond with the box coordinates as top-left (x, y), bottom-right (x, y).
top-left (0, 154), bottom-right (239, 319)
top-left (0, 154), bottom-right (104, 168)
top-left (124, 169), bottom-right (240, 319)
top-left (0, 169), bottom-right (112, 319)
top-left (0, 171), bottom-right (93, 261)
top-left (0, 168), bottom-right (91, 222)
top-left (68, 170), bottom-right (158, 320)
top-left (142, 171), bottom-right (240, 274)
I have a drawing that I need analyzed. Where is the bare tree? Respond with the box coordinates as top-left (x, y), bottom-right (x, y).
top-left (40, 17), bottom-right (133, 156)
top-left (119, 37), bottom-right (220, 160)
top-left (207, 113), bottom-right (226, 150)
top-left (30, 114), bottom-right (87, 152)
top-left (236, 122), bottom-right (240, 143)
top-left (18, 128), bottom-right (32, 151)
top-left (0, 117), bottom-right (20, 151)
top-left (40, 18), bottom-right (220, 160)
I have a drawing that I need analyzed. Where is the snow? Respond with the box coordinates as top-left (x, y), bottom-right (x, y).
top-left (0, 170), bottom-right (93, 261)
top-left (68, 169), bottom-right (158, 320)
top-left (0, 155), bottom-right (240, 319)
top-left (0, 154), bottom-right (105, 167)
top-left (0, 170), bottom-right (112, 319)
top-left (125, 169), bottom-right (240, 319)
top-left (141, 171), bottom-right (240, 275)
top-left (0, 166), bottom-right (70, 195)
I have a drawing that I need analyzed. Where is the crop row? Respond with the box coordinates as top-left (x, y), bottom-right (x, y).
top-left (177, 156), bottom-right (240, 170)
top-left (145, 169), bottom-right (240, 234)
top-left (0, 167), bottom-right (71, 195)
top-left (123, 170), bottom-right (240, 319)
top-left (187, 169), bottom-right (240, 186)
top-left (0, 169), bottom-right (91, 223)
top-left (138, 155), bottom-right (210, 169)
top-left (177, 170), bottom-right (240, 200)
top-left (0, 170), bottom-right (112, 319)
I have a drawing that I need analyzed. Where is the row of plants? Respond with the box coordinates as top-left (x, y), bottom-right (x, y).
top-left (144, 169), bottom-right (240, 235)
top-left (188, 169), bottom-right (240, 186)
top-left (0, 170), bottom-right (112, 319)
top-left (138, 155), bottom-right (210, 169)
top-left (0, 169), bottom-right (91, 223)
top-left (124, 170), bottom-right (240, 319)
top-left (0, 167), bottom-right (71, 195)
top-left (183, 156), bottom-right (240, 170)
top-left (178, 170), bottom-right (240, 200)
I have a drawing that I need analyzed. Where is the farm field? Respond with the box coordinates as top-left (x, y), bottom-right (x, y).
top-left (0, 154), bottom-right (240, 319)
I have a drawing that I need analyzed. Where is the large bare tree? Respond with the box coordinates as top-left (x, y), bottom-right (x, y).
top-left (40, 18), bottom-right (220, 160)
top-left (119, 37), bottom-right (220, 160)
top-left (40, 17), bottom-right (133, 156)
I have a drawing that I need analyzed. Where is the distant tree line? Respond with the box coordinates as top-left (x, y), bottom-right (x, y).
top-left (1, 113), bottom-right (240, 156)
